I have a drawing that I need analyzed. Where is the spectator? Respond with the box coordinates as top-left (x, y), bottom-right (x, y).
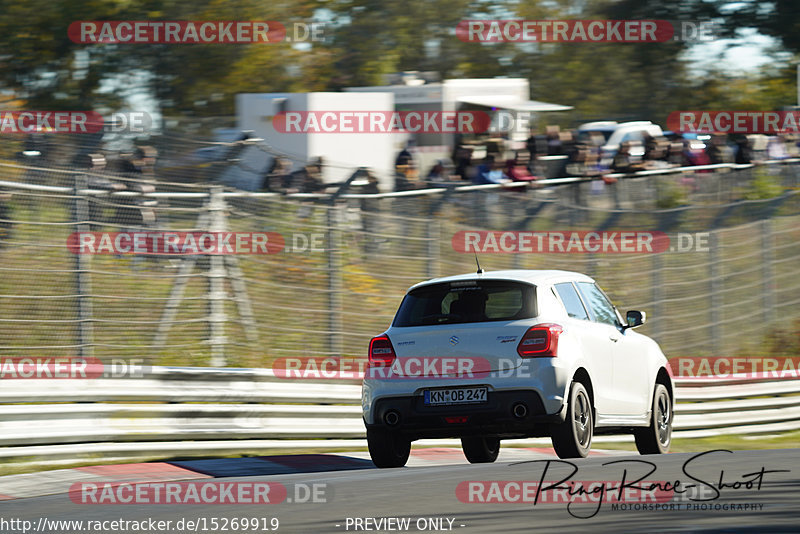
top-left (642, 133), bottom-right (657, 159)
top-left (425, 159), bottom-right (457, 186)
top-left (426, 160), bottom-right (447, 181)
top-left (767, 135), bottom-right (790, 160)
top-left (132, 146), bottom-right (158, 175)
top-left (565, 144), bottom-right (589, 176)
top-left (642, 135), bottom-right (671, 169)
top-left (582, 134), bottom-right (606, 176)
top-left (748, 134), bottom-right (769, 161)
top-left (72, 153), bottom-right (118, 230)
top-left (485, 138), bottom-right (505, 158)
top-left (683, 136), bottom-right (711, 168)
top-left (733, 135), bottom-right (752, 164)
top-left (394, 163), bottom-right (421, 191)
top-left (505, 150), bottom-right (536, 182)
top-left (707, 134), bottom-right (735, 164)
top-left (109, 155), bottom-right (157, 231)
top-left (474, 154), bottom-right (510, 184)
top-left (261, 157), bottom-right (292, 192)
top-left (395, 142), bottom-right (414, 167)
top-left (526, 132), bottom-right (549, 160)
top-left (453, 145), bottom-right (473, 181)
top-left (360, 170), bottom-right (382, 254)
top-left (546, 125), bottom-right (562, 155)
top-left (360, 169), bottom-right (381, 213)
top-left (585, 150), bottom-right (604, 177)
top-left (667, 139), bottom-right (686, 166)
top-left (785, 134), bottom-right (800, 158)
top-left (610, 141), bottom-right (643, 174)
top-left (560, 131), bottom-right (577, 159)
top-left (289, 157), bottom-right (326, 194)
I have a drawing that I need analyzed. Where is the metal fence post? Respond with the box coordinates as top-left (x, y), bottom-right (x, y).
top-left (326, 204), bottom-right (343, 357)
top-left (569, 184), bottom-right (580, 226)
top-left (651, 252), bottom-right (663, 342)
top-left (709, 230), bottom-right (722, 351)
top-left (208, 187), bottom-right (227, 367)
top-left (427, 219), bottom-right (440, 279)
top-left (761, 219), bottom-right (774, 323)
top-left (73, 173), bottom-right (93, 359)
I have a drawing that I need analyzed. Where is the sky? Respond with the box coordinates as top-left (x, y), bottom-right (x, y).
top-left (686, 29), bottom-right (782, 74)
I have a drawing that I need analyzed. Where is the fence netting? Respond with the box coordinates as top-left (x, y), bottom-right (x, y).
top-left (1, 155), bottom-right (799, 367)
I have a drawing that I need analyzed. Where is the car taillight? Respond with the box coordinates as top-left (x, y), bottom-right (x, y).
top-left (368, 334), bottom-right (396, 366)
top-left (517, 323), bottom-right (563, 358)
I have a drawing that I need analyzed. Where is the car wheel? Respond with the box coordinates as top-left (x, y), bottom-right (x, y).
top-left (634, 383), bottom-right (672, 455)
top-left (461, 436), bottom-right (501, 463)
top-left (367, 428), bottom-right (411, 468)
top-left (551, 381), bottom-right (593, 459)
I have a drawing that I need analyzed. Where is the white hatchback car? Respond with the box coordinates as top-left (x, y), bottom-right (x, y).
top-left (362, 269), bottom-right (673, 467)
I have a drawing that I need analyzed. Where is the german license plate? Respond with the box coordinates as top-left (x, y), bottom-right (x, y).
top-left (423, 387), bottom-right (488, 406)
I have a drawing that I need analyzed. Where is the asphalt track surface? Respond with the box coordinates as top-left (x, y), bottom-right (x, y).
top-left (1, 448), bottom-right (798, 533)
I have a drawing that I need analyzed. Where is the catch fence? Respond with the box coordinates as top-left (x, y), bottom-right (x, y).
top-left (0, 159), bottom-right (798, 366)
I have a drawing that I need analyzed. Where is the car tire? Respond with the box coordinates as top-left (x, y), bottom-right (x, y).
top-left (551, 381), bottom-right (593, 459)
top-left (634, 383), bottom-right (672, 455)
top-left (367, 428), bottom-right (411, 468)
top-left (461, 436), bottom-right (501, 463)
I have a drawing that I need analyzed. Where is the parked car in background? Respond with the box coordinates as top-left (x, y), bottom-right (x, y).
top-left (578, 121), bottom-right (664, 168)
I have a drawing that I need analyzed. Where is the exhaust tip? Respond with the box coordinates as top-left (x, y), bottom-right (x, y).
top-left (512, 402), bottom-right (528, 419)
top-left (384, 410), bottom-right (401, 426)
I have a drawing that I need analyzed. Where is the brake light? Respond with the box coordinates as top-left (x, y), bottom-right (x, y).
top-left (517, 323), bottom-right (563, 358)
top-left (368, 334), bottom-right (396, 366)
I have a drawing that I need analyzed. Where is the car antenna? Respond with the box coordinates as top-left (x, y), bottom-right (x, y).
top-left (475, 253), bottom-right (484, 274)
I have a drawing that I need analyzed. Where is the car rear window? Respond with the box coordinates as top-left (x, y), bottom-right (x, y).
top-left (392, 280), bottom-right (536, 327)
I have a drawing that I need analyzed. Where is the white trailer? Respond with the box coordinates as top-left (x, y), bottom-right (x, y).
top-left (235, 92), bottom-right (396, 191)
top-left (345, 78), bottom-right (572, 173)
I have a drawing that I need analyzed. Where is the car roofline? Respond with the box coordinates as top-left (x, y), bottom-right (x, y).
top-left (406, 269), bottom-right (595, 291)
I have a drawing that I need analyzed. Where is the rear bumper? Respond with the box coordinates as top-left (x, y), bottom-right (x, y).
top-left (364, 389), bottom-right (565, 440)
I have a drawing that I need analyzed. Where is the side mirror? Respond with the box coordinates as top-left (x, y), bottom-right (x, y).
top-left (625, 310), bottom-right (646, 329)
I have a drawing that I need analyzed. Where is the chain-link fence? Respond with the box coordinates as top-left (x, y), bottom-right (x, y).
top-left (1, 158), bottom-right (799, 367)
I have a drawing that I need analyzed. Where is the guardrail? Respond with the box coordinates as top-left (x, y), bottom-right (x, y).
top-left (2, 158), bottom-right (799, 199)
top-left (1, 366), bottom-right (798, 469)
